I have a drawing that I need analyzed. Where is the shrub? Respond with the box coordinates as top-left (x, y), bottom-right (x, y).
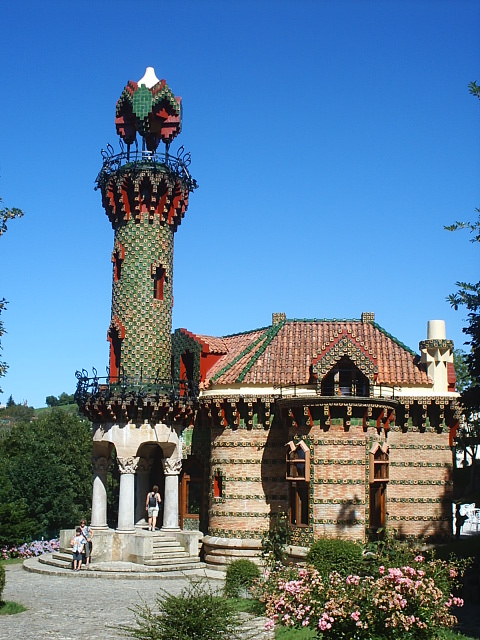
top-left (263, 555), bottom-right (468, 639)
top-left (306, 537), bottom-right (363, 578)
top-left (363, 529), bottom-right (424, 573)
top-left (261, 511), bottom-right (291, 567)
top-left (1, 538), bottom-right (60, 561)
top-left (119, 578), bottom-right (241, 640)
top-left (0, 563), bottom-right (5, 604)
top-left (225, 559), bottom-right (261, 598)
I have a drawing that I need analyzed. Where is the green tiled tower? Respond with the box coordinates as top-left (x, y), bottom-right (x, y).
top-left (96, 67), bottom-right (196, 384)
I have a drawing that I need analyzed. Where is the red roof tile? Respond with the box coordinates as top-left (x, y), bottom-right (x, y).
top-left (193, 319), bottom-right (429, 387)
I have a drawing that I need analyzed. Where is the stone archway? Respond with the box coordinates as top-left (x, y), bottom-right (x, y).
top-left (91, 420), bottom-right (183, 533)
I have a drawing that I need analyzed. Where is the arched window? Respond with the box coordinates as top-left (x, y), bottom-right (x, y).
top-left (321, 356), bottom-right (369, 397)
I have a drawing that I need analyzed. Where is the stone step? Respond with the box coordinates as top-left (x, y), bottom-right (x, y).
top-left (40, 553), bottom-right (72, 569)
top-left (34, 553), bottom-right (209, 576)
top-left (144, 556), bottom-right (202, 567)
top-left (152, 540), bottom-right (184, 549)
top-left (151, 551), bottom-right (190, 560)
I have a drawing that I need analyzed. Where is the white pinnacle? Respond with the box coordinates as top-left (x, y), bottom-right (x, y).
top-left (138, 67), bottom-right (160, 88)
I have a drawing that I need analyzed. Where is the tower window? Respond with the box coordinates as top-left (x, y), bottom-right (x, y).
top-left (114, 252), bottom-right (123, 281)
top-left (112, 244), bottom-right (125, 282)
top-left (213, 470), bottom-right (223, 498)
top-left (152, 265), bottom-right (166, 300)
top-left (108, 327), bottom-right (122, 380)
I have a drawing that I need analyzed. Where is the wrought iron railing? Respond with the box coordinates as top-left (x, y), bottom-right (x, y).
top-left (95, 143), bottom-right (198, 192)
top-left (276, 384), bottom-right (398, 400)
top-left (74, 368), bottom-right (199, 407)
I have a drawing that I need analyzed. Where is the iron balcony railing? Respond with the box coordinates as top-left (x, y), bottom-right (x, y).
top-left (276, 384), bottom-right (398, 400)
top-left (95, 144), bottom-right (198, 192)
top-left (74, 368), bottom-right (199, 407)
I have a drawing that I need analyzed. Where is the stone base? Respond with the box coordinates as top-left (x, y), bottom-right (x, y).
top-left (202, 536), bottom-right (263, 568)
top-left (59, 527), bottom-right (203, 564)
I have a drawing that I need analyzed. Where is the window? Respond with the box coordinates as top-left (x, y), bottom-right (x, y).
top-left (290, 481), bottom-right (309, 526)
top-left (108, 327), bottom-right (122, 380)
top-left (369, 443), bottom-right (389, 483)
top-left (286, 440), bottom-right (310, 481)
top-left (112, 244), bottom-right (125, 282)
top-left (286, 440), bottom-right (310, 526)
top-left (321, 356), bottom-right (369, 397)
top-left (152, 265), bottom-right (166, 300)
top-left (369, 443), bottom-right (389, 533)
top-left (213, 470), bottom-right (223, 498)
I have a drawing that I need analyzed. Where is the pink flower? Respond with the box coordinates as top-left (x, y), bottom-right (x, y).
top-left (415, 555), bottom-right (425, 563)
top-left (379, 565), bottom-right (385, 575)
top-left (351, 610), bottom-right (361, 621)
top-left (265, 619), bottom-right (275, 630)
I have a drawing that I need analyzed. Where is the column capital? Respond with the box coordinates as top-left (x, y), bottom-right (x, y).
top-left (162, 456), bottom-right (182, 476)
top-left (117, 455), bottom-right (140, 474)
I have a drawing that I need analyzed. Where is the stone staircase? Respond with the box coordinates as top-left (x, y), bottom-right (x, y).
top-left (143, 531), bottom-right (204, 571)
top-left (37, 530), bottom-right (207, 575)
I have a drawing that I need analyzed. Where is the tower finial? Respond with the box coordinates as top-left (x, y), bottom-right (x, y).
top-left (115, 69), bottom-right (182, 152)
top-left (138, 67), bottom-right (160, 88)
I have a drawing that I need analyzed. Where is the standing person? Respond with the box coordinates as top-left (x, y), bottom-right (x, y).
top-left (71, 527), bottom-right (84, 571)
top-left (145, 485), bottom-right (162, 531)
top-left (80, 518), bottom-right (94, 567)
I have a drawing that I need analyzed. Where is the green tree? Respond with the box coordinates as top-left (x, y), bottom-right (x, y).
top-left (453, 349), bottom-right (473, 394)
top-left (446, 81), bottom-right (480, 491)
top-left (45, 395), bottom-right (59, 407)
top-left (0, 198), bottom-right (23, 394)
top-left (0, 409), bottom-right (92, 542)
top-left (58, 392), bottom-right (75, 405)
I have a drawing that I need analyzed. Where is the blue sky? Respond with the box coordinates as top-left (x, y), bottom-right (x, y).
top-left (0, 0), bottom-right (479, 408)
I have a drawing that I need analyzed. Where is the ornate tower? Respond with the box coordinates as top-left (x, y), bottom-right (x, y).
top-left (96, 67), bottom-right (196, 383)
top-left (75, 69), bottom-right (198, 541)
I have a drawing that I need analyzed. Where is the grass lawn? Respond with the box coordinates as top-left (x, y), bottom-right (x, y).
top-left (0, 601), bottom-right (26, 615)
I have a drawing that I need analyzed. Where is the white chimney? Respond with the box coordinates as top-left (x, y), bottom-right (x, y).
top-left (419, 320), bottom-right (454, 394)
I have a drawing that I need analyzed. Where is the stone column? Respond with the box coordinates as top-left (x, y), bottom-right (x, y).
top-left (135, 457), bottom-right (154, 525)
top-left (116, 456), bottom-right (139, 533)
top-left (91, 456), bottom-right (110, 529)
top-left (161, 456), bottom-right (182, 531)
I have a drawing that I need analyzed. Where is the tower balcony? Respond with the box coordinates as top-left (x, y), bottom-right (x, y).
top-left (74, 369), bottom-right (198, 425)
top-left (95, 147), bottom-right (198, 193)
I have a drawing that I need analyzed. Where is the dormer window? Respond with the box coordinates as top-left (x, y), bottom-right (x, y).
top-left (321, 356), bottom-right (369, 397)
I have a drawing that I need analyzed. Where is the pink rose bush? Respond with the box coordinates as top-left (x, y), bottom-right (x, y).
top-left (263, 554), bottom-right (467, 639)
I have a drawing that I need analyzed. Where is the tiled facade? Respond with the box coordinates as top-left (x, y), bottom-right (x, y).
top-left (80, 69), bottom-right (460, 566)
top-left (173, 315), bottom-right (459, 560)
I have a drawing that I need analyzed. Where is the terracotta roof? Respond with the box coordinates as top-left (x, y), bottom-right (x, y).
top-left (190, 334), bottom-right (228, 355)
top-left (196, 319), bottom-right (429, 387)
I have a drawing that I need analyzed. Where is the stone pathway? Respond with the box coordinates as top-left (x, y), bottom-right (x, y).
top-left (0, 562), bottom-right (274, 640)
